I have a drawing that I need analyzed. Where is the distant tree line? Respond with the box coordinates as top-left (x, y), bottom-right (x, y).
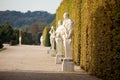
top-left (0, 22), bottom-right (47, 48)
top-left (0, 10), bottom-right (55, 28)
top-left (0, 10), bottom-right (55, 48)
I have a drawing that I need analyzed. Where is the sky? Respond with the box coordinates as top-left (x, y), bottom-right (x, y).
top-left (0, 0), bottom-right (62, 14)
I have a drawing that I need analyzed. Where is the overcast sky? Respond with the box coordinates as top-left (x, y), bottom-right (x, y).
top-left (0, 0), bottom-right (62, 13)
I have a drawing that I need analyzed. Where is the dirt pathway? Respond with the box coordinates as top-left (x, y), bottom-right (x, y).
top-left (0, 44), bottom-right (101, 80)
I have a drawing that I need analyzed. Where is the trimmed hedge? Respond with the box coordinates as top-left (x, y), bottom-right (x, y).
top-left (42, 27), bottom-right (51, 46)
top-left (80, 0), bottom-right (120, 80)
top-left (56, 0), bottom-right (120, 80)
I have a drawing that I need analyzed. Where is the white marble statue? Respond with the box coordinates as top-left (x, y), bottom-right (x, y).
top-left (49, 26), bottom-right (56, 50)
top-left (62, 12), bottom-right (74, 59)
top-left (19, 36), bottom-right (21, 45)
top-left (19, 29), bottom-right (22, 46)
top-left (40, 36), bottom-right (44, 46)
top-left (55, 20), bottom-right (63, 59)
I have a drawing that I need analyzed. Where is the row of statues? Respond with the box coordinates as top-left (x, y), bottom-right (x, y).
top-left (40, 12), bottom-right (74, 71)
top-left (49, 12), bottom-right (74, 59)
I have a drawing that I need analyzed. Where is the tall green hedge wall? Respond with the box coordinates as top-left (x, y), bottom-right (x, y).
top-left (56, 0), bottom-right (120, 80)
top-left (42, 27), bottom-right (51, 46)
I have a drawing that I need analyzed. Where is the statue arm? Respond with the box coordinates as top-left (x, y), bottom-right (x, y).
top-left (49, 29), bottom-right (53, 34)
top-left (49, 30), bottom-right (51, 34)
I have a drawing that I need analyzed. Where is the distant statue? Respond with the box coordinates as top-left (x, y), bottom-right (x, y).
top-left (62, 12), bottom-right (74, 59)
top-left (19, 36), bottom-right (21, 45)
top-left (49, 26), bottom-right (56, 50)
top-left (40, 36), bottom-right (44, 46)
top-left (19, 29), bottom-right (22, 46)
top-left (55, 20), bottom-right (63, 56)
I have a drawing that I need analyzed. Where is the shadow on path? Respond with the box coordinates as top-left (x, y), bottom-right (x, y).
top-left (0, 71), bottom-right (100, 80)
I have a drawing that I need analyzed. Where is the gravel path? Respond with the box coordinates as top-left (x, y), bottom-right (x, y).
top-left (0, 44), bottom-right (102, 80)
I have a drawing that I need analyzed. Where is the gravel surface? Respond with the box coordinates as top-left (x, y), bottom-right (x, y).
top-left (0, 44), bottom-right (102, 80)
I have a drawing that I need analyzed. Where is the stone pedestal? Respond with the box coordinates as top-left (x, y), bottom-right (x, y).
top-left (55, 54), bottom-right (63, 64)
top-left (40, 41), bottom-right (44, 46)
top-left (62, 59), bottom-right (74, 72)
top-left (48, 50), bottom-right (56, 57)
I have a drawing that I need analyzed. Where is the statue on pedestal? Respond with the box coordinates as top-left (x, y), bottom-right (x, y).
top-left (55, 20), bottom-right (63, 63)
top-left (62, 12), bottom-right (74, 59)
top-left (40, 36), bottom-right (44, 46)
top-left (55, 20), bottom-right (63, 55)
top-left (61, 12), bottom-right (74, 72)
top-left (49, 26), bottom-right (56, 50)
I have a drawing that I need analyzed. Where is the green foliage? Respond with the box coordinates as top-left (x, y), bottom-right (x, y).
top-left (0, 10), bottom-right (55, 27)
top-left (0, 39), bottom-right (3, 48)
top-left (21, 22), bottom-right (46, 45)
top-left (21, 32), bottom-right (33, 45)
top-left (21, 25), bottom-right (29, 32)
top-left (80, 0), bottom-right (120, 80)
top-left (10, 29), bottom-right (19, 45)
top-left (9, 40), bottom-right (18, 46)
top-left (0, 22), bottom-right (13, 43)
top-left (42, 27), bottom-right (51, 46)
top-left (56, 0), bottom-right (120, 80)
top-left (37, 32), bottom-right (42, 45)
top-left (0, 21), bottom-right (45, 45)
top-left (0, 22), bottom-right (19, 45)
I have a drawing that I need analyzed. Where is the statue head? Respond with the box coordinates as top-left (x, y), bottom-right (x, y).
top-left (50, 26), bottom-right (55, 33)
top-left (58, 20), bottom-right (62, 26)
top-left (51, 26), bottom-right (54, 29)
top-left (63, 12), bottom-right (69, 19)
